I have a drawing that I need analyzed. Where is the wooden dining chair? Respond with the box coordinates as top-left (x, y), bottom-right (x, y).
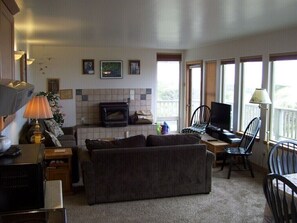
top-left (181, 105), bottom-right (211, 134)
top-left (263, 173), bottom-right (297, 223)
top-left (268, 140), bottom-right (297, 175)
top-left (220, 117), bottom-right (261, 179)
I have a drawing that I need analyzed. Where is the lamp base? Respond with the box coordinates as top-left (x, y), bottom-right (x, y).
top-left (31, 120), bottom-right (43, 144)
top-left (33, 132), bottom-right (42, 144)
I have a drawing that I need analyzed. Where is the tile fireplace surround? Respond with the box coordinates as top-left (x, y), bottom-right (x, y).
top-left (75, 88), bottom-right (156, 146)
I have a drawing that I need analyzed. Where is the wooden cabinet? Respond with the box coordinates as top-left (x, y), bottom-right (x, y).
top-left (0, 0), bottom-right (19, 80)
top-left (44, 148), bottom-right (73, 195)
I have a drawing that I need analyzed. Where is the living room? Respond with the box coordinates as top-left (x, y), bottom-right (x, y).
top-left (10, 27), bottom-right (297, 169)
top-left (1, 0), bottom-right (297, 222)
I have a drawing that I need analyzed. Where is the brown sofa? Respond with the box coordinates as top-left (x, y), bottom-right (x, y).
top-left (79, 134), bottom-right (215, 205)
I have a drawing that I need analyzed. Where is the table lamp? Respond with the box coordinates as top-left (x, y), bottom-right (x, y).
top-left (23, 96), bottom-right (53, 143)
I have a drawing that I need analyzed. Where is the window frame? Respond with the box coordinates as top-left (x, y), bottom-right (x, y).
top-left (269, 52), bottom-right (297, 142)
top-left (239, 56), bottom-right (263, 132)
top-left (156, 53), bottom-right (182, 133)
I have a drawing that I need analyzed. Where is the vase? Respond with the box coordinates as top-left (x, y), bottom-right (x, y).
top-left (0, 135), bottom-right (11, 153)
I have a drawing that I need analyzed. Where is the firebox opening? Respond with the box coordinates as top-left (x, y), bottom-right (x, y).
top-left (99, 102), bottom-right (129, 127)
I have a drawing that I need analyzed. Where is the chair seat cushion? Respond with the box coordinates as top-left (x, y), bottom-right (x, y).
top-left (225, 147), bottom-right (251, 155)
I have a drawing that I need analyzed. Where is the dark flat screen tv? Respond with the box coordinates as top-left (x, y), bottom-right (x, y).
top-left (210, 102), bottom-right (231, 131)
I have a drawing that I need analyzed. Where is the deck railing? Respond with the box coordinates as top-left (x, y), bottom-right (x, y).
top-left (272, 107), bottom-right (297, 141)
top-left (157, 100), bottom-right (297, 140)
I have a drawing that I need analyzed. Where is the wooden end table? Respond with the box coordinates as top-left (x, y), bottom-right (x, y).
top-left (200, 134), bottom-right (233, 167)
top-left (44, 148), bottom-right (72, 194)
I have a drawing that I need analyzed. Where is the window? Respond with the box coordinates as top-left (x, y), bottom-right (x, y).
top-left (270, 53), bottom-right (297, 141)
top-left (240, 57), bottom-right (262, 132)
top-left (221, 59), bottom-right (235, 129)
top-left (156, 53), bottom-right (181, 132)
top-left (189, 66), bottom-right (201, 115)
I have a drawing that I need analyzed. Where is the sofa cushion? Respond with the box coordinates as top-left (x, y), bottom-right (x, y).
top-left (58, 135), bottom-right (77, 147)
top-left (44, 119), bottom-right (64, 137)
top-left (85, 134), bottom-right (146, 152)
top-left (146, 134), bottom-right (201, 146)
top-left (45, 130), bottom-right (62, 147)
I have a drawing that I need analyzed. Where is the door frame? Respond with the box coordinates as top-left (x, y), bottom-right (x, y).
top-left (185, 60), bottom-right (203, 126)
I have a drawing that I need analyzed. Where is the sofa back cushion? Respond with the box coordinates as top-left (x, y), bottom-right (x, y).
top-left (85, 134), bottom-right (146, 152)
top-left (146, 134), bottom-right (201, 147)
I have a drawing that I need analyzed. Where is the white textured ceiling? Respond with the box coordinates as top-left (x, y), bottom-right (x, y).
top-left (14, 0), bottom-right (297, 50)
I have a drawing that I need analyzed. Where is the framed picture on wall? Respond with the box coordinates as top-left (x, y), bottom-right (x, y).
top-left (59, 89), bottom-right (73, 99)
top-left (47, 78), bottom-right (60, 94)
top-left (100, 60), bottom-right (123, 79)
top-left (82, 59), bottom-right (95, 74)
top-left (129, 60), bottom-right (140, 75)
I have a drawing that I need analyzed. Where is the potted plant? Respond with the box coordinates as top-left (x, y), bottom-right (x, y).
top-left (36, 91), bottom-right (65, 127)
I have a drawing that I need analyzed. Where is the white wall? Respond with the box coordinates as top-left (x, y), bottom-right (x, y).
top-left (30, 46), bottom-right (182, 127)
top-left (184, 27), bottom-right (297, 168)
top-left (185, 27), bottom-right (297, 61)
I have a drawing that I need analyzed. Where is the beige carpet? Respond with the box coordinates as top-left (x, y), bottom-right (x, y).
top-left (64, 167), bottom-right (267, 223)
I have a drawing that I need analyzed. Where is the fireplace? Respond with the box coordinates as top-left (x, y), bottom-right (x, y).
top-left (99, 102), bottom-right (129, 127)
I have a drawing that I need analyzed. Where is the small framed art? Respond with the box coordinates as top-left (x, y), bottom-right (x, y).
top-left (59, 89), bottom-right (73, 100)
top-left (47, 78), bottom-right (60, 94)
top-left (129, 60), bottom-right (140, 75)
top-left (100, 60), bottom-right (123, 79)
top-left (82, 59), bottom-right (95, 74)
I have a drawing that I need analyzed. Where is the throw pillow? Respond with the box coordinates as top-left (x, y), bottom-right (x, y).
top-left (85, 134), bottom-right (146, 152)
top-left (146, 134), bottom-right (201, 147)
top-left (45, 130), bottom-right (62, 147)
top-left (44, 119), bottom-right (64, 137)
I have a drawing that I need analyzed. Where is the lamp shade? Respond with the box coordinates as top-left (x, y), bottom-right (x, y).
top-left (14, 50), bottom-right (25, 60)
top-left (27, 58), bottom-right (35, 65)
top-left (23, 96), bottom-right (53, 119)
top-left (249, 88), bottom-right (272, 105)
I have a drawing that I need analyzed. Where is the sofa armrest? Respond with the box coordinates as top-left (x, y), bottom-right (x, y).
top-left (205, 150), bottom-right (215, 192)
top-left (78, 148), bottom-right (96, 205)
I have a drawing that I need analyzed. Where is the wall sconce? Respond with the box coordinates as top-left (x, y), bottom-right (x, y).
top-left (27, 58), bottom-right (35, 65)
top-left (14, 50), bottom-right (25, 60)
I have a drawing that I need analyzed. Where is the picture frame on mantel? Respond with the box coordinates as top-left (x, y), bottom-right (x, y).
top-left (100, 60), bottom-right (123, 79)
top-left (129, 60), bottom-right (140, 75)
top-left (82, 59), bottom-right (95, 74)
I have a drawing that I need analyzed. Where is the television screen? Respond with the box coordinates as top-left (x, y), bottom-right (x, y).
top-left (210, 102), bottom-right (231, 131)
